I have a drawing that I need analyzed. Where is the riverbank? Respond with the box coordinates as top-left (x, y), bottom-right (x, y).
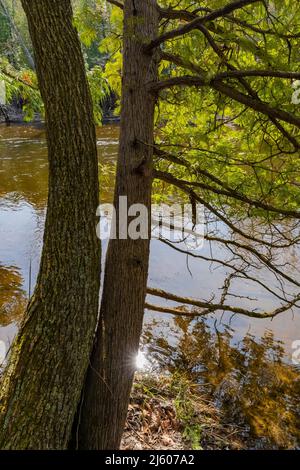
top-left (0, 104), bottom-right (120, 126)
top-left (121, 374), bottom-right (246, 450)
top-left (0, 105), bottom-right (41, 125)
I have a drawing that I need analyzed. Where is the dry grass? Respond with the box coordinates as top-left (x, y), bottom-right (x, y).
top-left (121, 373), bottom-right (247, 450)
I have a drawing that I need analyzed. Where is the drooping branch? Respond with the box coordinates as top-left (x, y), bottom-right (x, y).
top-left (212, 80), bottom-right (300, 129)
top-left (153, 165), bottom-right (300, 219)
top-left (161, 52), bottom-right (300, 82)
top-left (0, 66), bottom-right (37, 90)
top-left (153, 169), bottom-right (300, 286)
top-left (205, 234), bottom-right (300, 287)
top-left (159, 237), bottom-right (295, 304)
top-left (156, 213), bottom-right (300, 290)
top-left (150, 76), bottom-right (300, 128)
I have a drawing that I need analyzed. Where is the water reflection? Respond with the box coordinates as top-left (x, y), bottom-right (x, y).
top-left (0, 264), bottom-right (27, 326)
top-left (1, 124), bottom-right (300, 448)
top-left (1, 124), bottom-right (300, 351)
top-left (142, 317), bottom-right (300, 449)
top-left (0, 124), bottom-right (119, 207)
top-left (0, 124), bottom-right (118, 343)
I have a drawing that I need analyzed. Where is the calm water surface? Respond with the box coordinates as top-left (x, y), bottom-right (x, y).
top-left (1, 124), bottom-right (300, 448)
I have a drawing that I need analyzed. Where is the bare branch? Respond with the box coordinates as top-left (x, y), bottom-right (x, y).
top-left (153, 168), bottom-right (300, 271)
top-left (159, 237), bottom-right (295, 304)
top-left (146, 287), bottom-right (300, 319)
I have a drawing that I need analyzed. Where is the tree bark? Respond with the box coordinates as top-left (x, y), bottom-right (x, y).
top-left (76, 0), bottom-right (159, 450)
top-left (0, 0), bottom-right (101, 449)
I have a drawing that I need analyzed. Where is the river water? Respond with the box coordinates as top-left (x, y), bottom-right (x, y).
top-left (1, 124), bottom-right (300, 448)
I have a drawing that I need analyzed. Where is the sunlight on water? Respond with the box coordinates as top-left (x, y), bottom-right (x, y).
top-left (1, 124), bottom-right (300, 448)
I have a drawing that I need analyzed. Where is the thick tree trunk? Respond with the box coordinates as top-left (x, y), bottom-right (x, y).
top-left (0, 0), bottom-right (101, 449)
top-left (76, 0), bottom-right (159, 450)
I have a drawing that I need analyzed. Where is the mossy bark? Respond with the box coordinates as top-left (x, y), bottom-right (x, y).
top-left (0, 0), bottom-right (101, 449)
top-left (76, 0), bottom-right (159, 450)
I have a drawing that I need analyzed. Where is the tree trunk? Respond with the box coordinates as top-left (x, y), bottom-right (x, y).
top-left (0, 0), bottom-right (101, 449)
top-left (76, 0), bottom-right (159, 450)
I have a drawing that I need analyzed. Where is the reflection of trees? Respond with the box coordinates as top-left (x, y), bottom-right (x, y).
top-left (0, 265), bottom-right (27, 326)
top-left (0, 138), bottom-right (48, 209)
top-left (143, 318), bottom-right (300, 449)
top-left (0, 125), bottom-right (119, 208)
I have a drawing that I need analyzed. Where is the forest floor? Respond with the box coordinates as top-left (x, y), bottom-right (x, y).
top-left (121, 374), bottom-right (248, 451)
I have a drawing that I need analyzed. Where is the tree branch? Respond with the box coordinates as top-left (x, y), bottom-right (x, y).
top-left (153, 166), bottom-right (300, 219)
top-left (150, 75), bottom-right (300, 128)
top-left (214, 70), bottom-right (300, 80)
top-left (0, 66), bottom-right (37, 90)
top-left (106, 0), bottom-right (123, 9)
top-left (153, 168), bottom-right (300, 271)
top-left (159, 237), bottom-right (295, 304)
top-left (144, 0), bottom-right (262, 53)
top-left (194, 24), bottom-right (300, 149)
top-left (146, 287), bottom-right (300, 319)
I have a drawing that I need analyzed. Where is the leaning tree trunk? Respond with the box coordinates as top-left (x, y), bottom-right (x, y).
top-left (0, 0), bottom-right (101, 449)
top-left (76, 0), bottom-right (159, 450)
